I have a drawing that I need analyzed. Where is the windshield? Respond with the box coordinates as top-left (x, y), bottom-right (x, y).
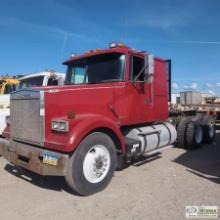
top-left (18, 76), bottom-right (44, 89)
top-left (65, 53), bottom-right (126, 85)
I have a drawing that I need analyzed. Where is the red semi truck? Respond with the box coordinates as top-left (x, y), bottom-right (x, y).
top-left (0, 43), bottom-right (215, 195)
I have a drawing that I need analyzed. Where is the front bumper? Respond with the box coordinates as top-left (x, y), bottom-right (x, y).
top-left (0, 138), bottom-right (69, 176)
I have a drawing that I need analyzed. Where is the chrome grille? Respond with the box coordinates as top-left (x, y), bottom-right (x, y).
top-left (10, 90), bottom-right (44, 146)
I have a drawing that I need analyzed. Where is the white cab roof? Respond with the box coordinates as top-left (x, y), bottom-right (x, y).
top-left (18, 71), bottom-right (65, 80)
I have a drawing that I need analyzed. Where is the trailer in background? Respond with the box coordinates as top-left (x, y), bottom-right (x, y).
top-left (180, 91), bottom-right (202, 105)
top-left (170, 90), bottom-right (220, 121)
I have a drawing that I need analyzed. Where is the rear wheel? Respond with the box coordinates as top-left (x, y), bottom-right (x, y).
top-left (186, 121), bottom-right (203, 149)
top-left (203, 116), bottom-right (215, 144)
top-left (65, 132), bottom-right (116, 196)
top-left (176, 117), bottom-right (191, 148)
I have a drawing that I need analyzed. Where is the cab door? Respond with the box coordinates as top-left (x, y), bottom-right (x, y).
top-left (127, 55), bottom-right (153, 122)
top-left (113, 54), bottom-right (153, 125)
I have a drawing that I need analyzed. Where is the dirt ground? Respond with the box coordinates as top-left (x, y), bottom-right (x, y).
top-left (0, 129), bottom-right (219, 220)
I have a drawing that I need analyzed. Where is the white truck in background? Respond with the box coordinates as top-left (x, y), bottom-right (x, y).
top-left (0, 71), bottom-right (65, 135)
top-left (17, 71), bottom-right (65, 89)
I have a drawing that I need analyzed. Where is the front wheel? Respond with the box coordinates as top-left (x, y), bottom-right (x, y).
top-left (65, 132), bottom-right (116, 196)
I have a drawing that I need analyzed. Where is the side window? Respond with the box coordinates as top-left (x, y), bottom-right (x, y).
top-left (131, 56), bottom-right (145, 81)
top-left (71, 67), bottom-right (87, 84)
top-left (47, 77), bottom-right (58, 86)
top-left (47, 77), bottom-right (54, 85)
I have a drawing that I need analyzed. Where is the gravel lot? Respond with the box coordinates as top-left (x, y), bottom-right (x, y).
top-left (0, 129), bottom-right (219, 220)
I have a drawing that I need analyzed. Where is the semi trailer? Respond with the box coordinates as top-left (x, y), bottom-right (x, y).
top-left (0, 43), bottom-right (215, 195)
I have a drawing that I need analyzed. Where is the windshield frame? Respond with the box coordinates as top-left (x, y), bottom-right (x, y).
top-left (65, 52), bottom-right (126, 85)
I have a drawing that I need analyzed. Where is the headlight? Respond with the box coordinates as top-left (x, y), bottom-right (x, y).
top-left (59, 122), bottom-right (67, 131)
top-left (5, 115), bottom-right (10, 125)
top-left (52, 120), bottom-right (69, 132)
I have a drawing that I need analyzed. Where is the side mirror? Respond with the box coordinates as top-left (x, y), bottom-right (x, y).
top-left (144, 54), bottom-right (155, 83)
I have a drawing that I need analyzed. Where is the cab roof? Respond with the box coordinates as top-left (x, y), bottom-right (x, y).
top-left (19, 71), bottom-right (65, 81)
top-left (63, 46), bottom-right (145, 65)
top-left (63, 44), bottom-right (165, 65)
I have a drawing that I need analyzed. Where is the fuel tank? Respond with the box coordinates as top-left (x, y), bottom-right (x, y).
top-left (124, 122), bottom-right (177, 155)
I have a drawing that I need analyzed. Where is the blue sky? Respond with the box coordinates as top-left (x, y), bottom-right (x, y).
top-left (0, 0), bottom-right (220, 95)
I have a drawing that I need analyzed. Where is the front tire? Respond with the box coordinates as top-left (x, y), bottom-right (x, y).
top-left (65, 132), bottom-right (116, 196)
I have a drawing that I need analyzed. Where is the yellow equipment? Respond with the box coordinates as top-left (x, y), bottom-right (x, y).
top-left (0, 78), bottom-right (19, 95)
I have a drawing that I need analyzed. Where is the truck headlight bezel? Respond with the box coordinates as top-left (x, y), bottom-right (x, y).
top-left (51, 120), bottom-right (69, 132)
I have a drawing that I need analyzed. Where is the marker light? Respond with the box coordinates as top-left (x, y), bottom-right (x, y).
top-left (109, 42), bottom-right (118, 48)
top-left (70, 53), bottom-right (76, 58)
top-left (117, 43), bottom-right (126, 48)
top-left (109, 42), bottom-right (126, 48)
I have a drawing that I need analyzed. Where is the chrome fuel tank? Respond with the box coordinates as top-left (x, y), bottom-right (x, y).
top-left (124, 122), bottom-right (177, 155)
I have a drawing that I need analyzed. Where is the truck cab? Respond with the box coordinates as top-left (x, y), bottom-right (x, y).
top-left (63, 45), bottom-right (168, 124)
top-left (0, 44), bottom-right (177, 195)
top-left (0, 43), bottom-right (214, 196)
